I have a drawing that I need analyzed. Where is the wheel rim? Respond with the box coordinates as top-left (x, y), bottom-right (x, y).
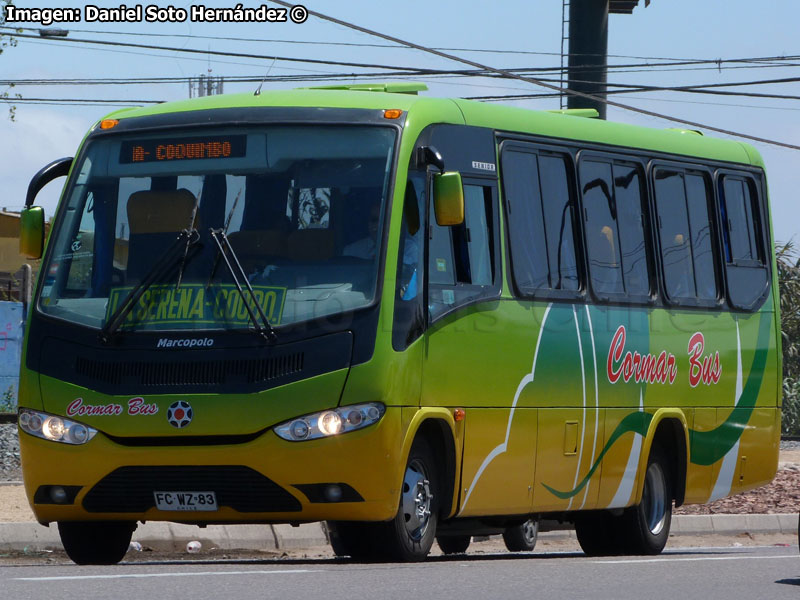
top-left (522, 519), bottom-right (537, 544)
top-left (401, 458), bottom-right (433, 541)
top-left (642, 463), bottom-right (667, 535)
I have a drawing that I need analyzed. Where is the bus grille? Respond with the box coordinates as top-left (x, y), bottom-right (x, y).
top-left (82, 466), bottom-right (302, 513)
top-left (75, 353), bottom-right (304, 387)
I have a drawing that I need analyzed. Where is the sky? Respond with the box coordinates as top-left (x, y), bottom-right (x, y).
top-left (1, 0), bottom-right (799, 244)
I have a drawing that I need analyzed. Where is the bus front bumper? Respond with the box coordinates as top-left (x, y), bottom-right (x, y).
top-left (19, 408), bottom-right (406, 525)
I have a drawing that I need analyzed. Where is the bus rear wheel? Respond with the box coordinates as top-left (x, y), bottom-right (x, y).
top-left (503, 518), bottom-right (538, 552)
top-left (620, 447), bottom-right (672, 555)
top-left (58, 521), bottom-right (136, 565)
top-left (326, 521), bottom-right (375, 560)
top-left (436, 534), bottom-right (471, 555)
top-left (575, 511), bottom-right (623, 556)
top-left (374, 437), bottom-right (439, 562)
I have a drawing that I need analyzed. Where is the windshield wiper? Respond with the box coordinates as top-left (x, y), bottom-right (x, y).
top-left (99, 228), bottom-right (200, 344)
top-left (208, 228), bottom-right (277, 342)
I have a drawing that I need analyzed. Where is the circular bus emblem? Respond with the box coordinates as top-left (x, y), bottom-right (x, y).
top-left (167, 401), bottom-right (193, 429)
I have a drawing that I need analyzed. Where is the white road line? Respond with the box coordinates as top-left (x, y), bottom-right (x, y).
top-left (592, 554), bottom-right (797, 564)
top-left (15, 569), bottom-right (319, 582)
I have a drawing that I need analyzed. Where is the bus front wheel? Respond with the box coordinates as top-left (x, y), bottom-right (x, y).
top-left (376, 437), bottom-right (439, 561)
top-left (58, 521), bottom-right (136, 565)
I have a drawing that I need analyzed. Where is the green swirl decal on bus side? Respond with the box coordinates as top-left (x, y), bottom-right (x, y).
top-left (688, 312), bottom-right (771, 466)
top-left (542, 410), bottom-right (653, 500)
top-left (542, 311), bottom-right (771, 500)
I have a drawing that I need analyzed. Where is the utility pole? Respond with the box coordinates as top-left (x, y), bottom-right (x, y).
top-left (189, 73), bottom-right (224, 98)
top-left (565, 0), bottom-right (651, 119)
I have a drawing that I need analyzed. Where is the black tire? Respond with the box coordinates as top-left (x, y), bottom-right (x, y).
top-left (372, 437), bottom-right (439, 562)
top-left (620, 446), bottom-right (672, 555)
top-left (574, 511), bottom-right (624, 556)
top-left (326, 521), bottom-right (375, 560)
top-left (436, 535), bottom-right (471, 555)
top-left (58, 521), bottom-right (136, 565)
top-left (503, 518), bottom-right (538, 552)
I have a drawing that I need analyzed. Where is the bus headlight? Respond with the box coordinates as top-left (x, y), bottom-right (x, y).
top-left (274, 402), bottom-right (385, 442)
top-left (18, 409), bottom-right (98, 445)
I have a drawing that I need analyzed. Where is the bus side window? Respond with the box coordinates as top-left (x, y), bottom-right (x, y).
top-left (654, 168), bottom-right (720, 305)
top-left (722, 178), bottom-right (762, 264)
top-left (720, 175), bottom-right (769, 310)
top-left (654, 170), bottom-right (695, 302)
top-left (428, 182), bottom-right (498, 321)
top-left (500, 146), bottom-right (579, 297)
top-left (685, 173), bottom-right (718, 301)
top-left (612, 162), bottom-right (650, 297)
top-left (580, 159), bottom-right (624, 298)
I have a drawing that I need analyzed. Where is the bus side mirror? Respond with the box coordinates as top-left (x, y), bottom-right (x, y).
top-left (433, 172), bottom-right (464, 226)
top-left (20, 206), bottom-right (45, 259)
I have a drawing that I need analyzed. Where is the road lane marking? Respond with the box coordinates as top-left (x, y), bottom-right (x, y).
top-left (593, 554), bottom-right (798, 564)
top-left (15, 569), bottom-right (319, 581)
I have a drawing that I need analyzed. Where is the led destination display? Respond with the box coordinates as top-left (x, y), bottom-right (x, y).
top-left (120, 135), bottom-right (247, 164)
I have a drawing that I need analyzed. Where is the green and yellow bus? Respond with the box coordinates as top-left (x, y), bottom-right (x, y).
top-left (17, 83), bottom-right (780, 564)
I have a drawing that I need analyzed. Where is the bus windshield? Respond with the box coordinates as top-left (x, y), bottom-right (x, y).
top-left (38, 125), bottom-right (396, 332)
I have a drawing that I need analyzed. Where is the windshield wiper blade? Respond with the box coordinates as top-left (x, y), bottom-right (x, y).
top-left (99, 228), bottom-right (199, 344)
top-left (208, 228), bottom-right (277, 343)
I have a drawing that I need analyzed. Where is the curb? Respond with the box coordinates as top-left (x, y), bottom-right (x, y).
top-left (0, 521), bottom-right (330, 553)
top-left (0, 515), bottom-right (795, 553)
top-left (671, 513), bottom-right (798, 536)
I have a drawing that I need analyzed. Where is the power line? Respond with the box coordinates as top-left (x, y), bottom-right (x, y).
top-left (5, 26), bottom-right (800, 77)
top-left (6, 74), bottom-right (800, 99)
top-left (613, 96), bottom-right (800, 112)
top-left (269, 0), bottom-right (800, 152)
top-left (0, 25), bottom-right (714, 61)
top-left (8, 31), bottom-right (432, 72)
top-left (16, 37), bottom-right (335, 73)
top-left (2, 96), bottom-right (161, 104)
top-left (466, 75), bottom-right (800, 102)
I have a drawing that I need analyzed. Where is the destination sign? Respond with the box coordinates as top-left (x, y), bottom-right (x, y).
top-left (120, 135), bottom-right (247, 164)
top-left (106, 283), bottom-right (285, 330)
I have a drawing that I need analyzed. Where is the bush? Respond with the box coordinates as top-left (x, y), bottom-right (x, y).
top-left (782, 378), bottom-right (800, 436)
top-left (778, 242), bottom-right (800, 436)
top-left (0, 385), bottom-right (15, 414)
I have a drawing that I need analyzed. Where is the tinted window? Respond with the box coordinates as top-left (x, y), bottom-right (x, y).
top-left (540, 155), bottom-right (579, 290)
top-left (501, 149), bottom-right (579, 296)
top-left (685, 174), bottom-right (717, 301)
top-left (463, 186), bottom-right (493, 285)
top-left (428, 182), bottom-right (498, 320)
top-left (501, 150), bottom-right (549, 292)
top-left (393, 174), bottom-right (426, 350)
top-left (654, 170), bottom-right (695, 300)
top-left (582, 160), bottom-right (624, 296)
top-left (720, 175), bottom-right (768, 310)
top-left (722, 178), bottom-right (761, 264)
top-left (613, 163), bottom-right (649, 296)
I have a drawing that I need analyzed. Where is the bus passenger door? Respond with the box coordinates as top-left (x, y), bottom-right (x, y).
top-left (421, 174), bottom-right (536, 517)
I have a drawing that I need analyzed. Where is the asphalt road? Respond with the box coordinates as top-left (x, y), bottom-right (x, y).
top-left (1, 545), bottom-right (799, 600)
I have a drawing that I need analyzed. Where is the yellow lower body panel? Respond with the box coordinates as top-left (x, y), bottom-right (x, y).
top-left (20, 408), bottom-right (407, 525)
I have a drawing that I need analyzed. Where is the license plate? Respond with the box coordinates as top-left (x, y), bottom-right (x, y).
top-left (154, 491), bottom-right (218, 512)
